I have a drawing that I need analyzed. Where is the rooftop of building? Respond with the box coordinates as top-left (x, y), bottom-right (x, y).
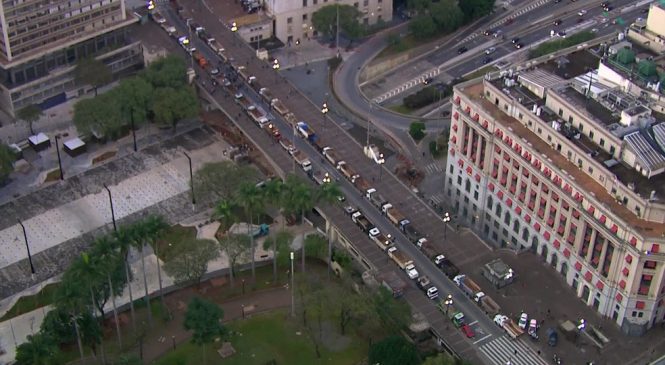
top-left (558, 86), bottom-right (621, 127)
top-left (539, 50), bottom-right (602, 79)
top-left (458, 80), bottom-right (665, 236)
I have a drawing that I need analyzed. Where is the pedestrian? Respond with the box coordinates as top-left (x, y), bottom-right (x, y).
top-left (514, 349), bottom-right (517, 355)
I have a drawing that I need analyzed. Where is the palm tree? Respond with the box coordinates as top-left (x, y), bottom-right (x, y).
top-left (54, 271), bottom-right (88, 361)
top-left (73, 253), bottom-right (107, 364)
top-left (315, 182), bottom-right (342, 279)
top-left (283, 175), bottom-right (314, 272)
top-left (113, 226), bottom-right (137, 330)
top-left (91, 237), bottom-right (125, 347)
top-left (262, 178), bottom-right (284, 282)
top-left (213, 199), bottom-right (238, 231)
top-left (235, 183), bottom-right (265, 280)
top-left (143, 215), bottom-right (169, 314)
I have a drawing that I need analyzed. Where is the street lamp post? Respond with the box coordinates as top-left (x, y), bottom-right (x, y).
top-left (443, 212), bottom-right (451, 240)
top-left (321, 102), bottom-right (328, 130)
top-left (182, 151), bottom-right (196, 206)
top-left (444, 294), bottom-right (453, 314)
top-left (290, 252), bottom-right (295, 317)
top-left (54, 135), bottom-right (64, 180)
top-left (17, 219), bottom-right (35, 274)
top-left (378, 153), bottom-right (384, 180)
top-left (103, 184), bottom-right (117, 232)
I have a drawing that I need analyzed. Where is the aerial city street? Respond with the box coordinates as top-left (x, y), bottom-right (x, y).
top-left (0, 0), bottom-right (664, 364)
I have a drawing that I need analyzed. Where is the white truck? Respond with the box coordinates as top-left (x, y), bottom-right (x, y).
top-left (366, 188), bottom-right (387, 209)
top-left (369, 227), bottom-right (391, 251)
top-left (271, 99), bottom-right (289, 116)
top-left (323, 147), bottom-right (341, 166)
top-left (292, 151), bottom-right (312, 172)
top-left (387, 247), bottom-right (413, 270)
top-left (207, 39), bottom-right (225, 54)
top-left (494, 314), bottom-right (525, 339)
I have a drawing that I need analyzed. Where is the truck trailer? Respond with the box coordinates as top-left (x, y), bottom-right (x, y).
top-left (387, 247), bottom-right (413, 270)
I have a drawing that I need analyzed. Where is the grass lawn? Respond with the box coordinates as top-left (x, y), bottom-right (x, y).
top-left (0, 283), bottom-right (60, 321)
top-left (152, 310), bottom-right (368, 365)
top-left (462, 65), bottom-right (498, 81)
top-left (389, 104), bottom-right (414, 115)
top-left (154, 225), bottom-right (198, 261)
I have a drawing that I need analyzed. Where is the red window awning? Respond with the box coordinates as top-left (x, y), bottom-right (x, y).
top-left (619, 280), bottom-right (626, 289)
top-left (450, 148), bottom-right (456, 156)
top-left (515, 206), bottom-right (522, 214)
top-left (572, 210), bottom-right (580, 219)
top-left (488, 183), bottom-right (495, 191)
top-left (567, 234), bottom-right (575, 244)
top-left (587, 206), bottom-right (595, 214)
top-left (454, 96), bottom-right (460, 105)
top-left (563, 248), bottom-right (570, 258)
top-left (465, 106), bottom-right (471, 113)
top-left (552, 193), bottom-right (559, 201)
top-left (475, 174), bottom-right (481, 182)
top-left (599, 215), bottom-right (607, 224)
top-left (562, 201), bottom-right (569, 210)
top-left (557, 225), bottom-right (565, 235)
top-left (498, 191), bottom-right (504, 199)
top-left (506, 198), bottom-right (513, 207)
top-left (534, 222), bottom-right (541, 232)
top-left (622, 267), bottom-right (629, 276)
top-left (451, 136), bottom-right (457, 144)
top-left (466, 166), bottom-right (473, 174)
top-left (651, 244), bottom-right (660, 253)
top-left (630, 237), bottom-right (637, 246)
top-left (528, 201), bottom-right (535, 210)
top-left (584, 272), bottom-right (592, 282)
top-left (518, 193), bottom-right (526, 202)
top-left (625, 255), bottom-right (633, 264)
top-left (611, 224), bottom-right (618, 234)
top-left (547, 218), bottom-right (555, 226)
top-left (596, 281), bottom-right (604, 290)
top-left (458, 159), bottom-right (464, 167)
top-left (575, 262), bottom-right (582, 271)
top-left (544, 232), bottom-right (551, 241)
top-left (452, 124), bottom-right (458, 131)
top-left (636, 301), bottom-right (645, 310)
top-left (643, 274), bottom-right (653, 281)
top-left (615, 292), bottom-right (623, 302)
top-left (473, 113), bottom-right (480, 121)
top-left (525, 215), bottom-right (531, 223)
top-left (483, 120), bottom-right (489, 129)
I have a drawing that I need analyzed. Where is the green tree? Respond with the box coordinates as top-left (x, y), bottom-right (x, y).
top-left (406, 0), bottom-right (431, 14)
top-left (235, 182), bottom-right (265, 280)
top-left (163, 238), bottom-right (220, 285)
top-left (16, 104), bottom-right (43, 135)
top-left (372, 287), bottom-right (412, 333)
top-left (459, 0), bottom-right (495, 23)
top-left (141, 55), bottom-right (188, 88)
top-left (304, 234), bottom-right (327, 261)
top-left (266, 230), bottom-right (294, 269)
top-left (0, 143), bottom-right (14, 184)
top-left (409, 121), bottom-right (427, 141)
top-left (311, 4), bottom-right (362, 40)
top-left (143, 215), bottom-right (170, 311)
top-left (262, 178), bottom-right (284, 282)
top-left (73, 93), bottom-right (125, 140)
top-left (409, 15), bottom-right (437, 38)
top-left (116, 77), bottom-right (154, 132)
top-left (431, 0), bottom-right (464, 33)
top-left (314, 181), bottom-right (341, 277)
top-left (213, 199), bottom-right (238, 231)
top-left (194, 161), bottom-right (258, 203)
top-left (112, 226), bottom-right (139, 330)
top-left (40, 308), bottom-right (76, 346)
top-left (75, 57), bottom-right (112, 96)
top-left (184, 297), bottom-right (226, 365)
top-left (152, 86), bottom-right (199, 130)
top-left (53, 269), bottom-right (89, 361)
top-left (218, 233), bottom-right (251, 286)
top-left (282, 175), bottom-right (314, 272)
top-left (368, 335), bottom-right (421, 365)
top-left (15, 333), bottom-right (62, 365)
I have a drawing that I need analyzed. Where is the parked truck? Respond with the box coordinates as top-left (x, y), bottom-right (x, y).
top-left (311, 170), bottom-right (330, 186)
top-left (297, 121), bottom-right (319, 144)
top-left (365, 188), bottom-right (387, 209)
top-left (387, 247), bottom-right (413, 270)
top-left (160, 22), bottom-right (176, 36)
top-left (400, 220), bottom-right (423, 243)
top-left (259, 87), bottom-right (275, 103)
top-left (434, 256), bottom-right (460, 279)
top-left (234, 93), bottom-right (253, 111)
top-left (454, 275), bottom-right (483, 298)
top-left (439, 303), bottom-right (465, 328)
top-left (236, 65), bottom-right (251, 81)
top-left (271, 99), bottom-right (289, 116)
top-left (337, 161), bottom-right (357, 181)
top-left (292, 151), bottom-right (312, 172)
top-left (284, 112), bottom-right (298, 128)
top-left (353, 176), bottom-right (371, 193)
top-left (279, 139), bottom-right (296, 154)
top-left (369, 228), bottom-right (391, 251)
top-left (474, 292), bottom-right (501, 316)
top-left (207, 39), bottom-right (224, 54)
top-left (383, 205), bottom-right (407, 226)
top-left (322, 147), bottom-right (341, 166)
top-left (378, 271), bottom-right (407, 298)
top-left (494, 315), bottom-right (524, 339)
top-left (263, 123), bottom-right (281, 140)
top-left (247, 106), bottom-right (266, 126)
top-left (351, 211), bottom-right (373, 233)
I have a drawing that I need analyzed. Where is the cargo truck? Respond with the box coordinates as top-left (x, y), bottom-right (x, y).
top-left (247, 106), bottom-right (266, 126)
top-left (494, 314), bottom-right (524, 339)
top-left (292, 151), bottom-right (312, 172)
top-left (384, 205), bottom-right (407, 226)
top-left (434, 255), bottom-right (460, 279)
top-left (160, 22), bottom-right (176, 36)
top-left (378, 271), bottom-right (407, 298)
top-left (263, 123), bottom-right (281, 140)
top-left (474, 292), bottom-right (501, 316)
top-left (192, 51), bottom-right (208, 68)
top-left (369, 228), bottom-right (391, 251)
top-left (337, 161), bottom-right (357, 181)
top-left (259, 87), bottom-right (275, 103)
top-left (271, 99), bottom-right (289, 116)
top-left (387, 247), bottom-right (413, 270)
top-left (322, 147), bottom-right (341, 166)
top-left (279, 139), bottom-right (296, 154)
top-left (438, 303), bottom-right (465, 327)
top-left (234, 93), bottom-right (253, 110)
top-left (453, 275), bottom-right (483, 298)
top-left (365, 188), bottom-right (387, 209)
top-left (236, 65), bottom-right (251, 81)
top-left (207, 39), bottom-right (224, 54)
top-left (351, 211), bottom-right (373, 233)
top-left (353, 176), bottom-right (371, 193)
top-left (284, 112), bottom-right (298, 127)
top-left (297, 121), bottom-right (319, 144)
top-left (400, 220), bottom-right (423, 243)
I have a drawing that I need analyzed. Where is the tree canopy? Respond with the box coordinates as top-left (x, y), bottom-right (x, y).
top-left (194, 161), bottom-right (258, 203)
top-left (312, 4), bottom-right (363, 40)
top-left (152, 86), bottom-right (199, 130)
top-left (16, 104), bottom-right (43, 135)
top-left (459, 0), bottom-right (495, 22)
top-left (368, 335), bottom-right (421, 365)
top-left (75, 57), bottom-right (112, 96)
top-left (184, 297), bottom-right (226, 346)
top-left (162, 238), bottom-right (220, 285)
top-left (408, 0), bottom-right (464, 38)
top-left (0, 143), bottom-right (14, 184)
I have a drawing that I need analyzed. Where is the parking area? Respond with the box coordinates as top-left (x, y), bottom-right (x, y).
top-left (457, 247), bottom-right (665, 365)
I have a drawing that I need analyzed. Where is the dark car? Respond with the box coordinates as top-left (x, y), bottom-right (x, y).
top-left (482, 56), bottom-right (492, 64)
top-left (514, 42), bottom-right (523, 49)
top-left (423, 77), bottom-right (433, 85)
top-left (457, 46), bottom-right (468, 54)
top-left (553, 19), bottom-right (562, 26)
top-left (483, 29), bottom-right (493, 36)
top-left (511, 37), bottom-right (519, 44)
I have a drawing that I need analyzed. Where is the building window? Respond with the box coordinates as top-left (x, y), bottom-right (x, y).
top-left (303, 0), bottom-right (308, 6)
top-left (457, 176), bottom-right (462, 185)
top-left (474, 191), bottom-right (479, 201)
top-left (610, 146), bottom-right (615, 156)
top-left (303, 13), bottom-right (308, 20)
top-left (487, 196), bottom-right (494, 208)
top-left (579, 123), bottom-right (584, 132)
top-left (313, 0), bottom-right (317, 3)
top-left (519, 113), bottom-right (523, 120)
top-left (464, 196), bottom-right (469, 203)
top-left (484, 225), bottom-right (490, 235)
top-left (287, 17), bottom-right (293, 24)
top-left (449, 165), bottom-right (454, 174)
top-left (600, 138), bottom-right (605, 147)
top-left (558, 108), bottom-right (563, 116)
top-left (496, 204), bottom-right (502, 216)
top-left (513, 220), bottom-right (520, 233)
top-left (363, 0), bottom-right (368, 6)
top-left (522, 228), bottom-right (529, 241)
top-left (492, 231), bottom-right (498, 240)
top-left (504, 212), bottom-right (511, 225)
top-left (465, 179), bottom-right (471, 192)
top-left (456, 189), bottom-right (461, 197)
top-left (537, 127), bottom-right (542, 134)
top-left (589, 131), bottom-right (594, 139)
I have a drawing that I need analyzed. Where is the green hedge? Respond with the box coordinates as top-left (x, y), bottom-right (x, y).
top-left (528, 31), bottom-right (595, 59)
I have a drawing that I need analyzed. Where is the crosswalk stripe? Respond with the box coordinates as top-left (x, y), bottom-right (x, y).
top-left (479, 336), bottom-right (549, 365)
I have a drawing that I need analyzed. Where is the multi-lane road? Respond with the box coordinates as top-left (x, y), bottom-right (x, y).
top-left (158, 1), bottom-right (554, 363)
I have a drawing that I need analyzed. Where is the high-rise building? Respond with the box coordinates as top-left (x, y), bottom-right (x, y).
top-left (447, 72), bottom-right (665, 335)
top-left (0, 0), bottom-right (143, 117)
top-left (264, 0), bottom-right (392, 45)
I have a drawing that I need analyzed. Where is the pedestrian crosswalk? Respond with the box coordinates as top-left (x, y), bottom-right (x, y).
top-left (424, 162), bottom-right (444, 175)
top-left (479, 335), bottom-right (549, 365)
top-left (429, 194), bottom-right (445, 206)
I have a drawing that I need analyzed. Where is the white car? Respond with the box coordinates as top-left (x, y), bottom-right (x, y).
top-left (578, 9), bottom-right (587, 16)
top-left (405, 263), bottom-right (419, 279)
top-left (426, 286), bottom-right (439, 300)
top-left (453, 274), bottom-right (465, 286)
top-left (518, 312), bottom-right (529, 329)
top-left (434, 254), bottom-right (446, 265)
top-left (369, 227), bottom-right (380, 238)
top-left (485, 47), bottom-right (496, 55)
top-left (494, 314), bottom-right (508, 327)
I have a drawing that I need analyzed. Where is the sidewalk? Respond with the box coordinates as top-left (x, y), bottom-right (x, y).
top-left (271, 39), bottom-right (352, 70)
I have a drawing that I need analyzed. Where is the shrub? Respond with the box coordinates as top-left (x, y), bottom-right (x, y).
top-left (409, 121), bottom-right (427, 141)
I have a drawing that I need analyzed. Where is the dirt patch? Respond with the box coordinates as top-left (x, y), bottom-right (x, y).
top-left (92, 150), bottom-right (117, 165)
top-left (44, 169), bottom-right (62, 182)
